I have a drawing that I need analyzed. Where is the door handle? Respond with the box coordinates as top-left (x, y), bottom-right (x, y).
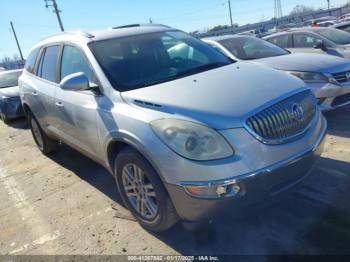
top-left (55, 101), bottom-right (64, 107)
top-left (31, 91), bottom-right (38, 96)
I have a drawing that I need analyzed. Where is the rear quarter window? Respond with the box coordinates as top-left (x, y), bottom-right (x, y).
top-left (267, 35), bottom-right (289, 48)
top-left (38, 45), bottom-right (60, 83)
top-left (25, 48), bottom-right (40, 74)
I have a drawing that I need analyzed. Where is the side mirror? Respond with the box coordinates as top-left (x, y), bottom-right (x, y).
top-left (60, 72), bottom-right (90, 91)
top-left (314, 41), bottom-right (328, 51)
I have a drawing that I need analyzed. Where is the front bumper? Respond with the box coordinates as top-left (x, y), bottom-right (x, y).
top-left (165, 116), bottom-right (327, 223)
top-left (0, 97), bottom-right (24, 119)
top-left (309, 82), bottom-right (350, 111)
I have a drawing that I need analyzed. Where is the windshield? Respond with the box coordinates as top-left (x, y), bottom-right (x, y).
top-left (338, 25), bottom-right (350, 33)
top-left (218, 36), bottom-right (289, 60)
top-left (316, 28), bottom-right (350, 45)
top-left (89, 30), bottom-right (233, 91)
top-left (0, 70), bottom-right (22, 88)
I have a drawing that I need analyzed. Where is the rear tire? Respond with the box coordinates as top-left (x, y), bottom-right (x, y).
top-left (28, 112), bottom-right (58, 154)
top-left (115, 147), bottom-right (179, 232)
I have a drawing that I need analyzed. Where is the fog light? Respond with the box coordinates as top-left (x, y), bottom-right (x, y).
top-left (184, 183), bottom-right (240, 198)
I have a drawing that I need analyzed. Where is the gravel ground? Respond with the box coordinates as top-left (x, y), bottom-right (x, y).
top-left (0, 106), bottom-right (349, 256)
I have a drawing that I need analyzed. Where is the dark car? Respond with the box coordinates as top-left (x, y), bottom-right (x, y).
top-left (0, 69), bottom-right (24, 123)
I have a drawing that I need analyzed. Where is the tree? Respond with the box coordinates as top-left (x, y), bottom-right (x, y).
top-left (208, 23), bottom-right (238, 33)
top-left (289, 5), bottom-right (315, 16)
top-left (1, 56), bottom-right (11, 64)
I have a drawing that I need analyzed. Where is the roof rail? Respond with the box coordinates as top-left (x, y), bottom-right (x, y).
top-left (111, 23), bottom-right (170, 30)
top-left (40, 30), bottom-right (94, 41)
top-left (112, 24), bottom-right (141, 29)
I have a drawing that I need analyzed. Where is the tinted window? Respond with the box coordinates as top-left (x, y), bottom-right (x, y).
top-left (0, 70), bottom-right (22, 88)
top-left (39, 45), bottom-right (59, 82)
top-left (316, 28), bottom-right (350, 45)
top-left (337, 25), bottom-right (350, 33)
top-left (25, 48), bottom-right (39, 74)
top-left (268, 35), bottom-right (289, 48)
top-left (293, 34), bottom-right (323, 48)
top-left (219, 36), bottom-right (288, 60)
top-left (89, 31), bottom-right (233, 91)
top-left (60, 45), bottom-right (95, 83)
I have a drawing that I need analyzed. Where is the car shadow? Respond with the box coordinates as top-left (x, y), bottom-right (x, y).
top-left (323, 105), bottom-right (350, 139)
top-left (47, 144), bottom-right (123, 205)
top-left (6, 117), bottom-right (28, 129)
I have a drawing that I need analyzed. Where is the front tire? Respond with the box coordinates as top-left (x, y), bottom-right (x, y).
top-left (115, 147), bottom-right (179, 232)
top-left (28, 112), bottom-right (58, 154)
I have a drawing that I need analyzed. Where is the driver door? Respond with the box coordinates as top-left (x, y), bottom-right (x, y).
top-left (55, 45), bottom-right (103, 159)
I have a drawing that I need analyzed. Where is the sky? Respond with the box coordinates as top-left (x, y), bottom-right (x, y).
top-left (0, 0), bottom-right (349, 59)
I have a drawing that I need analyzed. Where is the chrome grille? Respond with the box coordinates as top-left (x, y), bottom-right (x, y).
top-left (331, 70), bottom-right (350, 83)
top-left (246, 91), bottom-right (316, 144)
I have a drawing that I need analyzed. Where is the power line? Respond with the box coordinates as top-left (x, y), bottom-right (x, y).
top-left (9, 21), bottom-right (24, 61)
top-left (44, 0), bottom-right (64, 31)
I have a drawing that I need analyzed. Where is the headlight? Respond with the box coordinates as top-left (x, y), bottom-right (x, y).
top-left (288, 71), bottom-right (329, 83)
top-left (150, 119), bottom-right (234, 160)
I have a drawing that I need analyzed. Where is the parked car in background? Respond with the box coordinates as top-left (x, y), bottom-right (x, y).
top-left (203, 35), bottom-right (350, 111)
top-left (0, 69), bottom-right (24, 123)
top-left (276, 23), bottom-right (298, 31)
top-left (318, 21), bottom-right (337, 27)
top-left (264, 27), bottom-right (350, 59)
top-left (339, 13), bottom-right (350, 20)
top-left (302, 17), bottom-right (338, 27)
top-left (333, 21), bottom-right (350, 33)
top-left (19, 25), bottom-right (326, 232)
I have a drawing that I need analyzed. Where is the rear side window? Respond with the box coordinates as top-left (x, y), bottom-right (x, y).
top-left (268, 35), bottom-right (289, 48)
top-left (293, 34), bottom-right (323, 48)
top-left (60, 45), bottom-right (95, 82)
top-left (38, 45), bottom-right (60, 82)
top-left (25, 48), bottom-right (40, 74)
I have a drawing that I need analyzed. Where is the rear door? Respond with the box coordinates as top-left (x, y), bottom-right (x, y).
top-left (27, 45), bottom-right (61, 133)
top-left (54, 44), bottom-right (102, 159)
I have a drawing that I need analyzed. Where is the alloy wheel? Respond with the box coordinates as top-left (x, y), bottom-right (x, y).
top-left (121, 163), bottom-right (158, 219)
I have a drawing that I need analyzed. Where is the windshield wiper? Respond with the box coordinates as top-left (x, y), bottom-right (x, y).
top-left (141, 62), bottom-right (231, 88)
top-left (175, 62), bottom-right (231, 78)
top-left (0, 85), bottom-right (14, 88)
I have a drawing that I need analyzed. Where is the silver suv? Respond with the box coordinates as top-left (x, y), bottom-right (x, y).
top-left (19, 25), bottom-right (327, 232)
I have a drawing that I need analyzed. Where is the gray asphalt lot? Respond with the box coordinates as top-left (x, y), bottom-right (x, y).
top-left (0, 106), bottom-right (349, 255)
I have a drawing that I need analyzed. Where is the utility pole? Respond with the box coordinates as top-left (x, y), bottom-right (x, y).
top-left (228, 0), bottom-right (234, 31)
top-left (327, 0), bottom-right (330, 9)
top-left (9, 21), bottom-right (24, 61)
top-left (45, 0), bottom-right (64, 31)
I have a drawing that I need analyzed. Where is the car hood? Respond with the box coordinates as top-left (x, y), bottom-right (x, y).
top-left (254, 53), bottom-right (350, 73)
top-left (0, 86), bottom-right (20, 98)
top-left (121, 62), bottom-right (306, 129)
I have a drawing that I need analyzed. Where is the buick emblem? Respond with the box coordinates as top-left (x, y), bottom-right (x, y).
top-left (290, 103), bottom-right (304, 122)
top-left (346, 72), bottom-right (350, 80)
